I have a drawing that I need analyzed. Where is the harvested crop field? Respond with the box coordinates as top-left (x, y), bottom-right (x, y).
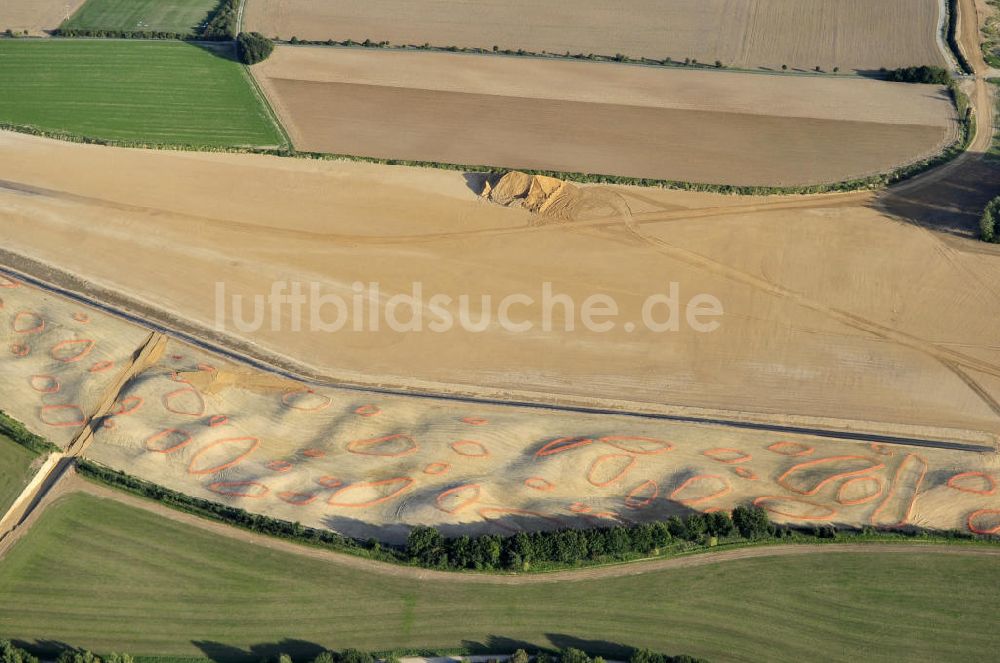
top-left (243, 0), bottom-right (947, 72)
top-left (62, 0), bottom-right (220, 35)
top-left (0, 0), bottom-right (86, 35)
top-left (2, 492), bottom-right (998, 662)
top-left (2, 130), bottom-right (1000, 441)
top-left (0, 40), bottom-right (284, 147)
top-left (253, 48), bottom-right (958, 186)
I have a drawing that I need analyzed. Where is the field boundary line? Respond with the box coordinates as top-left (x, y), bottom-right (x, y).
top-left (241, 63), bottom-right (294, 150)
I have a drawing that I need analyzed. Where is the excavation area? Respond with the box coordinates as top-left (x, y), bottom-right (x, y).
top-left (253, 48), bottom-right (959, 186)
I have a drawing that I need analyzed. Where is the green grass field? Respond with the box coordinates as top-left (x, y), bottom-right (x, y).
top-left (63, 0), bottom-right (220, 35)
top-left (0, 40), bottom-right (284, 147)
top-left (0, 434), bottom-right (38, 517)
top-left (0, 493), bottom-right (997, 663)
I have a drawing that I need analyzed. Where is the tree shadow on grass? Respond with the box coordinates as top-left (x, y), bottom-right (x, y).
top-left (193, 639), bottom-right (326, 663)
top-left (190, 40), bottom-right (239, 63)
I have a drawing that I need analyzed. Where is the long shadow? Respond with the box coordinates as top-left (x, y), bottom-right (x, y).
top-left (194, 639), bottom-right (326, 663)
top-left (191, 39), bottom-right (239, 63)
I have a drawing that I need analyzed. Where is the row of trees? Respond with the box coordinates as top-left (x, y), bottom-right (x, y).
top-left (0, 410), bottom-right (60, 455)
top-left (884, 65), bottom-right (952, 84)
top-left (407, 506), bottom-right (773, 571)
top-left (201, 0), bottom-right (240, 39)
top-left (980, 196), bottom-right (1000, 242)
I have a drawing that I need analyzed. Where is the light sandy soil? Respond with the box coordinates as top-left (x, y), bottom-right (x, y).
top-left (0, 0), bottom-right (85, 34)
top-left (243, 0), bottom-right (947, 72)
top-left (253, 47), bottom-right (958, 187)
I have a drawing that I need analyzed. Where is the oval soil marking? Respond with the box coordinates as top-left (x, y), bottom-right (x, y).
top-left (0, 276), bottom-right (19, 288)
top-left (208, 481), bottom-right (269, 499)
top-left (703, 448), bottom-right (752, 464)
top-left (947, 471), bottom-right (996, 496)
top-left (89, 360), bottom-right (114, 373)
top-left (281, 389), bottom-right (331, 412)
top-left (347, 433), bottom-right (418, 458)
top-left (733, 466), bottom-right (759, 480)
top-left (767, 441), bottom-right (814, 457)
top-left (836, 476), bottom-right (883, 506)
top-left (113, 395), bottom-right (144, 417)
top-left (145, 428), bottom-right (192, 454)
top-left (869, 453), bottom-right (928, 528)
top-left (600, 436), bottom-right (674, 455)
top-left (162, 387), bottom-right (206, 417)
top-left (461, 416), bottom-right (489, 426)
top-left (967, 509), bottom-right (1000, 535)
top-left (317, 476), bottom-right (343, 488)
top-left (278, 491), bottom-right (319, 506)
top-left (353, 404), bottom-right (381, 417)
top-left (39, 404), bottom-right (85, 428)
top-left (624, 479), bottom-right (659, 509)
top-left (29, 375), bottom-right (60, 394)
top-left (669, 474), bottom-right (732, 506)
top-left (586, 453), bottom-right (637, 487)
top-left (9, 343), bottom-right (29, 357)
top-left (72, 312), bottom-right (90, 323)
top-left (423, 462), bottom-right (451, 475)
top-left (50, 339), bottom-right (95, 363)
top-left (451, 440), bottom-right (490, 457)
top-left (267, 460), bottom-right (294, 473)
top-left (436, 483), bottom-right (483, 514)
top-left (328, 477), bottom-right (414, 508)
top-left (777, 455), bottom-right (884, 496)
top-left (535, 436), bottom-right (593, 457)
top-left (209, 414), bottom-right (229, 428)
top-left (569, 502), bottom-right (592, 513)
top-left (187, 437), bottom-right (260, 475)
top-left (524, 476), bottom-right (555, 491)
top-left (754, 495), bottom-right (837, 521)
top-left (303, 448), bottom-right (327, 458)
top-left (13, 311), bottom-right (44, 334)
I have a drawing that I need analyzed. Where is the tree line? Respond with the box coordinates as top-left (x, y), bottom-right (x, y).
top-left (980, 196), bottom-right (1000, 242)
top-left (0, 410), bottom-right (60, 455)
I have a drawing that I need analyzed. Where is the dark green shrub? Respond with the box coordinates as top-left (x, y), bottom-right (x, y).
top-left (237, 32), bottom-right (275, 64)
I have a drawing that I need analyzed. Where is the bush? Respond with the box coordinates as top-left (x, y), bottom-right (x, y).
top-left (886, 65), bottom-right (952, 84)
top-left (0, 410), bottom-right (59, 454)
top-left (0, 640), bottom-right (39, 663)
top-left (980, 196), bottom-right (1000, 242)
top-left (202, 0), bottom-right (239, 39)
top-left (237, 32), bottom-right (275, 64)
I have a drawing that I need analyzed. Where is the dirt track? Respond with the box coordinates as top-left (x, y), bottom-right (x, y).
top-left (45, 475), bottom-right (999, 585)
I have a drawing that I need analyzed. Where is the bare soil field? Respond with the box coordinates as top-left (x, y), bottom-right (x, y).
top-left (1, 131), bottom-right (1000, 442)
top-left (243, 0), bottom-right (946, 72)
top-left (0, 0), bottom-right (86, 34)
top-left (253, 48), bottom-right (958, 186)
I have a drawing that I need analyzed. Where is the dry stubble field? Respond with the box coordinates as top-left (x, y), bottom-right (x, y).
top-left (244, 0), bottom-right (946, 72)
top-left (0, 0), bottom-right (86, 34)
top-left (253, 47), bottom-right (958, 186)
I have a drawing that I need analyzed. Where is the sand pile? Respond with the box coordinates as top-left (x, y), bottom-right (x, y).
top-left (482, 171), bottom-right (579, 218)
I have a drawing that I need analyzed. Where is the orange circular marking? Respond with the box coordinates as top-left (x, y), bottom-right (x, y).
top-left (423, 461), bottom-right (450, 475)
top-left (208, 481), bottom-right (269, 499)
top-left (702, 448), bottom-right (752, 464)
top-left (267, 460), bottom-right (294, 473)
top-left (435, 483), bottom-right (483, 514)
top-left (10, 343), bottom-right (30, 357)
top-left (197, 363), bottom-right (216, 372)
top-left (624, 479), bottom-right (659, 509)
top-left (29, 375), bottom-right (60, 394)
top-left (303, 448), bottom-right (327, 458)
top-left (50, 339), bottom-right (95, 363)
top-left (535, 436), bottom-right (593, 457)
top-left (870, 443), bottom-right (893, 456)
top-left (0, 276), bottom-right (19, 288)
top-left (754, 495), bottom-right (837, 521)
top-left (103, 419), bottom-right (117, 430)
top-left (733, 466), bottom-right (759, 480)
top-left (524, 476), bottom-right (555, 491)
top-left (209, 414), bottom-right (229, 428)
top-left (669, 474), bottom-right (732, 506)
top-left (72, 312), bottom-right (90, 324)
top-left (569, 502), bottom-right (592, 514)
top-left (170, 354), bottom-right (184, 361)
top-left (187, 437), bottom-right (260, 475)
top-left (281, 389), bottom-right (331, 412)
top-left (967, 509), bottom-right (1000, 535)
top-left (451, 440), bottom-right (490, 457)
top-left (327, 477), bottom-right (415, 508)
top-left (89, 360), bottom-right (114, 373)
top-left (278, 491), bottom-right (318, 506)
top-left (354, 404), bottom-right (381, 417)
top-left (113, 395), bottom-right (144, 417)
top-left (39, 404), bottom-right (86, 428)
top-left (12, 311), bottom-right (44, 334)
top-left (317, 476), bottom-right (343, 488)
top-left (461, 416), bottom-right (489, 426)
top-left (162, 387), bottom-right (206, 417)
top-left (347, 433), bottom-right (418, 458)
top-left (869, 453), bottom-right (928, 528)
top-left (599, 436), bottom-right (674, 455)
top-left (767, 441), bottom-right (815, 457)
top-left (776, 455), bottom-right (884, 496)
top-left (586, 453), bottom-right (637, 487)
top-left (836, 476), bottom-right (884, 506)
top-left (947, 471), bottom-right (996, 496)
top-left (145, 428), bottom-right (192, 454)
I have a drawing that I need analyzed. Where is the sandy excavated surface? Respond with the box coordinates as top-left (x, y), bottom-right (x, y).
top-left (0, 280), bottom-right (150, 448)
top-left (244, 0), bottom-right (946, 72)
top-left (2, 132), bottom-right (1000, 440)
top-left (0, 0), bottom-right (84, 34)
top-left (253, 48), bottom-right (957, 187)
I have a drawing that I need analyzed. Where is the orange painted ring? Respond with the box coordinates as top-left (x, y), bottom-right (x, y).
top-left (776, 455), bottom-right (884, 496)
top-left (89, 360), bottom-right (115, 373)
top-left (267, 460), bottom-right (294, 473)
top-left (702, 448), bottom-right (753, 464)
top-left (39, 404), bottom-right (85, 428)
top-left (113, 395), bottom-right (144, 417)
top-left (767, 441), bottom-right (815, 457)
top-left (303, 448), bottom-right (327, 458)
top-left (423, 462), bottom-right (451, 475)
top-left (624, 479), bottom-right (659, 509)
top-left (187, 437), bottom-right (260, 475)
top-left (836, 476), bottom-right (884, 506)
top-left (599, 436), bottom-right (674, 455)
top-left (947, 471), bottom-right (996, 496)
top-left (754, 495), bottom-right (838, 521)
top-left (10, 343), bottom-right (30, 357)
top-left (347, 433), bottom-right (418, 457)
top-left (317, 476), bottom-right (343, 488)
top-left (669, 474), bottom-right (732, 506)
top-left (535, 436), bottom-right (593, 457)
top-left (354, 404), bottom-right (382, 417)
top-left (524, 476), bottom-right (556, 491)
top-left (278, 491), bottom-right (318, 506)
top-left (12, 311), bottom-right (44, 334)
top-left (281, 388), bottom-right (332, 412)
top-left (208, 481), bottom-right (269, 498)
top-left (869, 453), bottom-right (928, 527)
top-left (29, 375), bottom-right (60, 394)
top-left (967, 509), bottom-right (1000, 535)
top-left (451, 440), bottom-right (490, 457)
top-left (586, 453), bottom-right (637, 488)
top-left (162, 387), bottom-right (206, 417)
top-left (461, 416), bottom-right (489, 426)
top-left (209, 414), bottom-right (229, 428)
top-left (145, 428), bottom-right (193, 454)
top-left (435, 483), bottom-right (482, 514)
top-left (50, 339), bottom-right (95, 363)
top-left (327, 477), bottom-right (415, 508)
